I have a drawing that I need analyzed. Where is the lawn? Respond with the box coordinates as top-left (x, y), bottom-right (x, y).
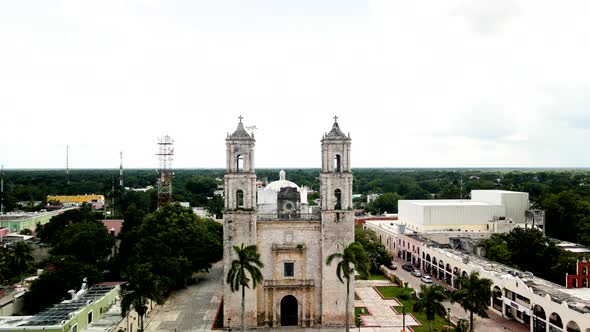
top-left (367, 272), bottom-right (389, 280)
top-left (376, 286), bottom-right (455, 332)
top-left (355, 307), bottom-right (368, 326)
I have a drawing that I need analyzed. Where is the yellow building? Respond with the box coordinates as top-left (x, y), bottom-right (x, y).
top-left (47, 194), bottom-right (105, 205)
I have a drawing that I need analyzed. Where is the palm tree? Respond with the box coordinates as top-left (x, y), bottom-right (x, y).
top-left (6, 241), bottom-right (34, 277)
top-left (0, 249), bottom-right (8, 284)
top-left (325, 242), bottom-right (370, 332)
top-left (226, 244), bottom-right (264, 332)
top-left (452, 271), bottom-right (493, 332)
top-left (121, 263), bottom-right (164, 331)
top-left (413, 284), bottom-right (448, 332)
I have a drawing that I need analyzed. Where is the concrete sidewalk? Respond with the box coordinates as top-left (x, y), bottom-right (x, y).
top-left (145, 261), bottom-right (224, 332)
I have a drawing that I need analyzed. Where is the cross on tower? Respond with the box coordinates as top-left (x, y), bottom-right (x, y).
top-left (238, 115), bottom-right (243, 123)
top-left (333, 115), bottom-right (338, 123)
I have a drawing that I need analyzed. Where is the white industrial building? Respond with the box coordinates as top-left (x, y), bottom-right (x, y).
top-left (398, 190), bottom-right (530, 232)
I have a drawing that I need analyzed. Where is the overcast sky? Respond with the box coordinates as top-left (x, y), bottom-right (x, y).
top-left (1, 0), bottom-right (589, 169)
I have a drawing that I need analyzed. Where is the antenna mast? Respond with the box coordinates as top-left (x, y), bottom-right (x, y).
top-left (119, 151), bottom-right (124, 187)
top-left (156, 135), bottom-right (174, 208)
top-left (1, 164), bottom-right (4, 215)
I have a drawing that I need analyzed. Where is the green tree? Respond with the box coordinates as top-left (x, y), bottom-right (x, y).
top-left (8, 241), bottom-right (35, 277)
top-left (0, 249), bottom-right (8, 284)
top-left (365, 192), bottom-right (401, 214)
top-left (226, 244), bottom-right (264, 332)
top-left (482, 234), bottom-right (512, 266)
top-left (23, 256), bottom-right (103, 314)
top-left (19, 228), bottom-right (33, 235)
top-left (326, 242), bottom-right (370, 332)
top-left (206, 195), bottom-right (224, 219)
top-left (51, 221), bottom-right (115, 264)
top-left (413, 284), bottom-right (448, 332)
top-left (354, 225), bottom-right (392, 273)
top-left (452, 271), bottom-right (492, 332)
top-left (121, 263), bottom-right (165, 332)
top-left (36, 205), bottom-right (98, 243)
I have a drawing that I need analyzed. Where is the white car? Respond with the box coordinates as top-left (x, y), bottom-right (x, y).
top-left (411, 269), bottom-right (422, 277)
top-left (421, 275), bottom-right (433, 283)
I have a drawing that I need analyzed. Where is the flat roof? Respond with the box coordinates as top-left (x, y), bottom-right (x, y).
top-left (471, 190), bottom-right (527, 194)
top-left (0, 285), bottom-right (117, 328)
top-left (425, 245), bottom-right (590, 314)
top-left (402, 200), bottom-right (498, 207)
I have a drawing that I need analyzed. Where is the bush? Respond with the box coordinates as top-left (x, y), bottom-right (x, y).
top-left (456, 319), bottom-right (469, 332)
top-left (398, 291), bottom-right (411, 300)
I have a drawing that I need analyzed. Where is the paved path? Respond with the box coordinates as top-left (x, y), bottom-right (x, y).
top-left (354, 287), bottom-right (418, 328)
top-left (146, 261), bottom-right (224, 332)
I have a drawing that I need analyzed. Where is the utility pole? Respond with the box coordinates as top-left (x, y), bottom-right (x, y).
top-left (1, 164), bottom-right (4, 215)
top-left (119, 151), bottom-right (124, 187)
top-left (111, 175), bottom-right (115, 217)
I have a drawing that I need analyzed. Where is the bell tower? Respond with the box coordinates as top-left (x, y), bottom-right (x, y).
top-left (320, 116), bottom-right (354, 325)
top-left (223, 116), bottom-right (258, 327)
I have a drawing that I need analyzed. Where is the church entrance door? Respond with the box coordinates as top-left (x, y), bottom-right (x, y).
top-left (280, 295), bottom-right (298, 326)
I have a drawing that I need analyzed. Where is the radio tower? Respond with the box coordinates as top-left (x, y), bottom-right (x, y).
top-left (119, 151), bottom-right (124, 187)
top-left (1, 164), bottom-right (4, 215)
top-left (156, 135), bottom-right (174, 208)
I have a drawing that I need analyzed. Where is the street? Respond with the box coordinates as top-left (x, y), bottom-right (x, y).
top-left (390, 258), bottom-right (528, 332)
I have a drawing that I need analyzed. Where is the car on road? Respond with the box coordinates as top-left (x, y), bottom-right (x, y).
top-left (402, 264), bottom-right (413, 272)
top-left (411, 269), bottom-right (422, 277)
top-left (390, 263), bottom-right (397, 270)
top-left (421, 275), bottom-right (432, 283)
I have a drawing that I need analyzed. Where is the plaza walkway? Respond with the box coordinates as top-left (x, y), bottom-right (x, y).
top-left (354, 287), bottom-right (419, 328)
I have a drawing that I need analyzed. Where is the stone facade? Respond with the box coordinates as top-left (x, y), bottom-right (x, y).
top-left (223, 118), bottom-right (354, 328)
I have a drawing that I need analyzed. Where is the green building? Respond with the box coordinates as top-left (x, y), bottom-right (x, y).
top-left (0, 284), bottom-right (121, 332)
top-left (0, 208), bottom-right (75, 233)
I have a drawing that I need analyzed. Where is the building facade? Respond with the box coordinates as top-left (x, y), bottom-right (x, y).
top-left (223, 118), bottom-right (354, 328)
top-left (365, 218), bottom-right (590, 332)
top-left (0, 208), bottom-right (76, 233)
top-left (567, 260), bottom-right (590, 289)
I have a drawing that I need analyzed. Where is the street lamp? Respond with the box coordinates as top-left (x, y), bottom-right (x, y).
top-left (357, 314), bottom-right (361, 332)
top-left (447, 307), bottom-right (451, 330)
top-left (402, 305), bottom-right (406, 332)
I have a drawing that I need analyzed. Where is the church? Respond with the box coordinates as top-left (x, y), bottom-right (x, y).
top-left (223, 117), bottom-right (355, 328)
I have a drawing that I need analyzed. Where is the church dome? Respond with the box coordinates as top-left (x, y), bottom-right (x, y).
top-left (264, 170), bottom-right (300, 192)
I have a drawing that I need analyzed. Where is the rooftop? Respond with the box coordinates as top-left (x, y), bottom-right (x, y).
top-left (471, 189), bottom-right (527, 194)
top-left (0, 207), bottom-right (76, 221)
top-left (402, 200), bottom-right (497, 207)
top-left (425, 244), bottom-right (590, 314)
top-left (0, 285), bottom-right (118, 328)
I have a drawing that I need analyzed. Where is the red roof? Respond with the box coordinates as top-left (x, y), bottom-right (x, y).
top-left (102, 220), bottom-right (123, 237)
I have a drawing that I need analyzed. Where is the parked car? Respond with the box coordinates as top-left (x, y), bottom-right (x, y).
top-left (411, 269), bottom-right (422, 277)
top-left (402, 264), bottom-right (413, 272)
top-left (421, 275), bottom-right (433, 283)
top-left (390, 263), bottom-right (398, 270)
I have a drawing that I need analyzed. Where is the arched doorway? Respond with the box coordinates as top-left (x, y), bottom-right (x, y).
top-left (280, 295), bottom-right (298, 326)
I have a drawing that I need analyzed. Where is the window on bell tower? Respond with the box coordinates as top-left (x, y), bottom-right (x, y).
top-left (236, 190), bottom-right (244, 208)
top-left (236, 155), bottom-right (244, 172)
top-left (334, 189), bottom-right (342, 209)
top-left (334, 154), bottom-right (341, 172)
